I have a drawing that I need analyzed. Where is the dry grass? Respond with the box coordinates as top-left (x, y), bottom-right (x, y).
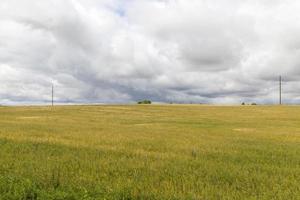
top-left (0, 105), bottom-right (299, 199)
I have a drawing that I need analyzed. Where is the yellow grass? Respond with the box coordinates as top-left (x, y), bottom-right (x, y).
top-left (0, 105), bottom-right (299, 199)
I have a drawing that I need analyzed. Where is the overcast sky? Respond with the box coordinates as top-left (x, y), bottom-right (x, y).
top-left (1, 0), bottom-right (300, 105)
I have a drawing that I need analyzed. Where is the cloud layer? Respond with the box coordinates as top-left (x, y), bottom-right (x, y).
top-left (1, 0), bottom-right (300, 104)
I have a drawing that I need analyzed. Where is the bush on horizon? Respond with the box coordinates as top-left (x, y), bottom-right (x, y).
top-left (137, 100), bottom-right (152, 104)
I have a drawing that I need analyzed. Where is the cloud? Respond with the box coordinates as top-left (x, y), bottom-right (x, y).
top-left (0, 0), bottom-right (300, 105)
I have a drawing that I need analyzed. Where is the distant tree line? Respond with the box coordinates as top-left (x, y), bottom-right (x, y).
top-left (137, 100), bottom-right (152, 104)
top-left (242, 102), bottom-right (257, 105)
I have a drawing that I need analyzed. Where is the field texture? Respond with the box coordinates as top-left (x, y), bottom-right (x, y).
top-left (0, 105), bottom-right (299, 199)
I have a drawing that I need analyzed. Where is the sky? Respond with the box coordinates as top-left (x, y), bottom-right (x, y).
top-left (1, 0), bottom-right (300, 105)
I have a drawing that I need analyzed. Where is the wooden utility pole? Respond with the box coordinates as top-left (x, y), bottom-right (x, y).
top-left (52, 84), bottom-right (54, 106)
top-left (279, 76), bottom-right (282, 105)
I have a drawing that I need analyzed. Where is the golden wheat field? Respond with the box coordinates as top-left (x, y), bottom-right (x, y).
top-left (0, 105), bottom-right (299, 199)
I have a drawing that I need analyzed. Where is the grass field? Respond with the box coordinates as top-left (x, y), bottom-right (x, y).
top-left (0, 105), bottom-right (299, 200)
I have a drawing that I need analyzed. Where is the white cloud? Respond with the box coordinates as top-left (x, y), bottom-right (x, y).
top-left (0, 0), bottom-right (300, 104)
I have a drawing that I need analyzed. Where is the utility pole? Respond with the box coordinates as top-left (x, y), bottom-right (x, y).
top-left (52, 84), bottom-right (54, 106)
top-left (279, 76), bottom-right (282, 105)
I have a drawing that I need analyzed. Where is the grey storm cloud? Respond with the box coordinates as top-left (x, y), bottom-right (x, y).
top-left (1, 0), bottom-right (300, 105)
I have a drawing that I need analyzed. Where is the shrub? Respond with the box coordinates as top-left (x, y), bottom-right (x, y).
top-left (137, 100), bottom-right (152, 104)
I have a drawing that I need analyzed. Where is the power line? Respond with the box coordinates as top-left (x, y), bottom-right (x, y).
top-left (52, 84), bottom-right (54, 106)
top-left (279, 76), bottom-right (282, 105)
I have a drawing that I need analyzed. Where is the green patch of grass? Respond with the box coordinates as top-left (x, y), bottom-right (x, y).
top-left (0, 105), bottom-right (299, 199)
